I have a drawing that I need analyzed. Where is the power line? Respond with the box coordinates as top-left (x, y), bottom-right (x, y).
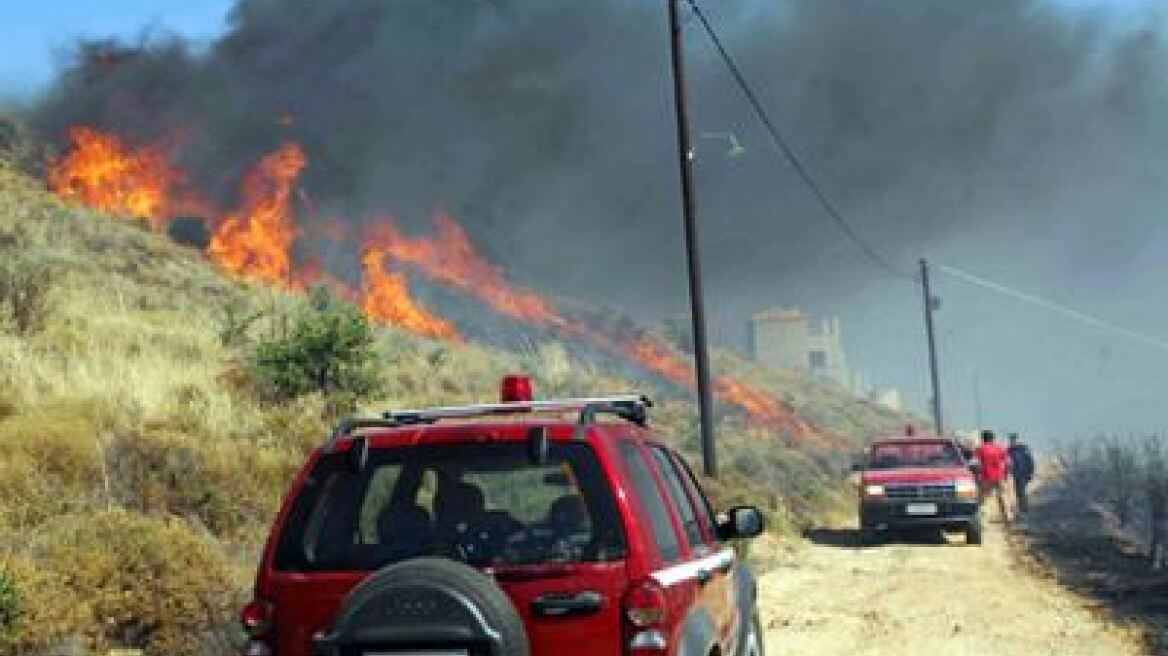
top-left (936, 264), bottom-right (1168, 355)
top-left (683, 0), bottom-right (913, 280)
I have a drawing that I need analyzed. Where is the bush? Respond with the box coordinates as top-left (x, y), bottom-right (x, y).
top-left (104, 428), bottom-right (299, 538)
top-left (0, 253), bottom-right (54, 335)
top-left (10, 510), bottom-right (243, 656)
top-left (1058, 434), bottom-right (1168, 570)
top-left (247, 288), bottom-right (381, 410)
top-left (0, 570), bottom-right (21, 638)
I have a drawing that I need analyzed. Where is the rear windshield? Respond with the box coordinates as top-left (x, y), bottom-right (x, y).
top-left (275, 442), bottom-right (627, 572)
top-left (867, 441), bottom-right (964, 469)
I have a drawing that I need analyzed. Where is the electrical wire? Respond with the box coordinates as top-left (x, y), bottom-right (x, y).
top-left (683, 0), bottom-right (914, 280)
top-left (936, 264), bottom-right (1168, 355)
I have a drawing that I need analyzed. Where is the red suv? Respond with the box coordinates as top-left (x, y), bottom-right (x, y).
top-left (240, 376), bottom-right (767, 656)
top-left (856, 435), bottom-right (982, 545)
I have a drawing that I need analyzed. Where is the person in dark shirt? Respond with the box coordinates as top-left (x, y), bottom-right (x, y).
top-left (1007, 433), bottom-right (1036, 515)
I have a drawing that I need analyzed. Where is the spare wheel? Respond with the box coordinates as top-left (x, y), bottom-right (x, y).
top-left (314, 557), bottom-right (529, 656)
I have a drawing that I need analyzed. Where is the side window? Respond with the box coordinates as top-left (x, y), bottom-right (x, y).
top-left (673, 454), bottom-right (721, 544)
top-left (619, 442), bottom-right (682, 562)
top-left (650, 447), bottom-right (706, 549)
top-left (301, 471), bottom-right (342, 562)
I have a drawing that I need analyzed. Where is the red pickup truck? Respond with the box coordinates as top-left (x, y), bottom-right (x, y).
top-left (856, 435), bottom-right (982, 545)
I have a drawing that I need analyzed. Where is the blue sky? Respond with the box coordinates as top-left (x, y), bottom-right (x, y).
top-left (1, 0), bottom-right (235, 98)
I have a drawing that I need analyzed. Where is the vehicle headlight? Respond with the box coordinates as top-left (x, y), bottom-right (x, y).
top-left (863, 484), bottom-right (885, 497)
top-left (955, 480), bottom-right (978, 499)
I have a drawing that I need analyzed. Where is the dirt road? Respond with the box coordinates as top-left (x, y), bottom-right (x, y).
top-left (758, 519), bottom-right (1147, 656)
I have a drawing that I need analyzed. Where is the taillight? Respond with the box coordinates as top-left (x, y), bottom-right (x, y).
top-left (239, 599), bottom-right (274, 656)
top-left (624, 581), bottom-right (669, 655)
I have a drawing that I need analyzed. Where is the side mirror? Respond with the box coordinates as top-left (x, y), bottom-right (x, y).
top-left (717, 506), bottom-right (765, 541)
top-left (849, 454), bottom-right (866, 472)
top-left (346, 436), bottom-right (369, 473)
top-left (527, 426), bottom-right (550, 465)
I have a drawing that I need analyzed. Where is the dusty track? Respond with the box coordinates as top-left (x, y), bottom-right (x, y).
top-left (758, 519), bottom-right (1147, 656)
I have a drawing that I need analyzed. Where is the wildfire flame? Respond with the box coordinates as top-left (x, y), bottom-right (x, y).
top-left (208, 142), bottom-right (305, 286)
top-left (361, 244), bottom-right (460, 341)
top-left (47, 126), bottom-right (187, 230)
top-left (365, 214), bottom-right (815, 437)
top-left (369, 215), bottom-right (569, 329)
top-left (48, 126), bottom-right (823, 438)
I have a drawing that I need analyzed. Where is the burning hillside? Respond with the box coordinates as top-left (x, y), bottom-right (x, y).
top-left (46, 126), bottom-right (202, 230)
top-left (208, 142), bottom-right (304, 286)
top-left (45, 125), bottom-right (818, 438)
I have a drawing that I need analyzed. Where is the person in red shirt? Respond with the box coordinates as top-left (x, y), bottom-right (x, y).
top-left (973, 430), bottom-right (1011, 524)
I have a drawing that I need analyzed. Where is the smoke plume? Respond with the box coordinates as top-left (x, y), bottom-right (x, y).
top-left (31, 0), bottom-right (1168, 436)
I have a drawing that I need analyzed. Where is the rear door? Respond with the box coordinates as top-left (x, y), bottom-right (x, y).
top-left (649, 446), bottom-right (740, 654)
top-left (622, 439), bottom-right (741, 654)
top-left (479, 442), bottom-right (629, 656)
top-left (616, 440), bottom-right (697, 648)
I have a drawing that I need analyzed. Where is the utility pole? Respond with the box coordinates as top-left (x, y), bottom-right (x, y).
top-left (667, 0), bottom-right (718, 477)
top-left (972, 373), bottom-right (983, 429)
top-left (920, 258), bottom-right (944, 435)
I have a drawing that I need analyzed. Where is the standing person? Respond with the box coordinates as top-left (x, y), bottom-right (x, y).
top-left (974, 430), bottom-right (1011, 524)
top-left (1008, 433), bottom-right (1035, 515)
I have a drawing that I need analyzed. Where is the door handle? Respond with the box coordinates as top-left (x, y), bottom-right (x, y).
top-left (532, 591), bottom-right (604, 617)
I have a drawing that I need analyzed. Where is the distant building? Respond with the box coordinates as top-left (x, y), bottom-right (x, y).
top-left (869, 387), bottom-right (903, 412)
top-left (750, 307), bottom-right (905, 409)
top-left (749, 308), bottom-right (851, 388)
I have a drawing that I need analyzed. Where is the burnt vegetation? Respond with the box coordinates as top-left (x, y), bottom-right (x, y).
top-left (1053, 435), bottom-right (1168, 570)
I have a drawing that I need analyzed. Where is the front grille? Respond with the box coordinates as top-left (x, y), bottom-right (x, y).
top-left (884, 483), bottom-right (956, 500)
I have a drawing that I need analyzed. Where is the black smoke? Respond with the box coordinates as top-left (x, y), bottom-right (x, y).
top-left (30, 0), bottom-right (1168, 436)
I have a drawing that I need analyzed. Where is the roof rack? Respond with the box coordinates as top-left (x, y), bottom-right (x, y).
top-left (323, 395), bottom-right (652, 453)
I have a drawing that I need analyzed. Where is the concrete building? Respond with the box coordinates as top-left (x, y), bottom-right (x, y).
top-left (749, 308), bottom-right (851, 388)
top-left (869, 387), bottom-right (904, 412)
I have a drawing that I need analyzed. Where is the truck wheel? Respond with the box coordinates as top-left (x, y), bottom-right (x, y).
top-left (314, 557), bottom-right (529, 656)
top-left (857, 515), bottom-right (880, 547)
top-left (740, 613), bottom-right (765, 656)
top-left (857, 511), bottom-right (876, 547)
top-left (965, 517), bottom-right (984, 545)
top-left (857, 527), bottom-right (878, 547)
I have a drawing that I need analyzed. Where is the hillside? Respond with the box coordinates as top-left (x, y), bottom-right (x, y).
top-left (0, 134), bottom-right (907, 654)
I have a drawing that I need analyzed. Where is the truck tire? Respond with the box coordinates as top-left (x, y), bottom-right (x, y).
top-left (857, 511), bottom-right (876, 547)
top-left (739, 613), bottom-right (765, 656)
top-left (314, 557), bottom-right (529, 656)
top-left (965, 516), bottom-right (984, 546)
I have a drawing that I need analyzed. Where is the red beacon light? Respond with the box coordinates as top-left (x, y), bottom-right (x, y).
top-left (500, 374), bottom-right (534, 403)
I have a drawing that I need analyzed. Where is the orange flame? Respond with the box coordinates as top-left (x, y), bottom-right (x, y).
top-left (47, 126), bottom-right (187, 229)
top-left (372, 214), bottom-right (816, 436)
top-left (208, 142), bottom-right (305, 285)
top-left (369, 215), bottom-right (569, 329)
top-left (46, 127), bottom-right (822, 438)
top-left (361, 244), bottom-right (460, 341)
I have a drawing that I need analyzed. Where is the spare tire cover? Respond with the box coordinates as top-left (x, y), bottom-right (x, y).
top-left (314, 557), bottom-right (530, 656)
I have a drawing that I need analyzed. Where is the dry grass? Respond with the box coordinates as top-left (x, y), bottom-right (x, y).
top-left (0, 153), bottom-right (909, 654)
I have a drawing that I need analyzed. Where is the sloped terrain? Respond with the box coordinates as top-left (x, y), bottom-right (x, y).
top-left (0, 138), bottom-right (907, 654)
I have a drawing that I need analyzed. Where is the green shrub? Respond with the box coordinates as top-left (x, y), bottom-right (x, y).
top-left (248, 288), bottom-right (381, 410)
top-left (0, 570), bottom-right (21, 638)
